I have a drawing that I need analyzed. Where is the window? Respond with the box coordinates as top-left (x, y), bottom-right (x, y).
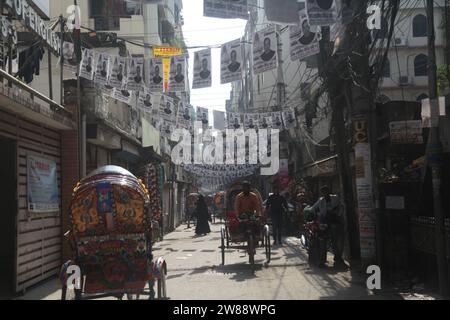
top-left (412, 14), bottom-right (427, 37)
top-left (414, 54), bottom-right (428, 76)
top-left (416, 93), bottom-right (429, 101)
top-left (382, 59), bottom-right (390, 78)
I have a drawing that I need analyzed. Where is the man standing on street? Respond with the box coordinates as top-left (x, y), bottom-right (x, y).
top-left (310, 186), bottom-right (346, 268)
top-left (265, 185), bottom-right (288, 246)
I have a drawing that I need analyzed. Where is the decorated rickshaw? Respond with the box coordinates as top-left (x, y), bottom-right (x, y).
top-left (60, 166), bottom-right (167, 300)
top-left (220, 182), bottom-right (271, 266)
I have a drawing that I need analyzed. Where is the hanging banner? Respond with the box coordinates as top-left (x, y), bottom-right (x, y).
top-left (113, 87), bottom-right (133, 106)
top-left (148, 57), bottom-right (164, 93)
top-left (221, 38), bottom-right (243, 84)
top-left (127, 57), bottom-right (145, 91)
top-left (244, 113), bottom-right (259, 130)
top-left (290, 10), bottom-right (321, 61)
top-left (168, 56), bottom-right (186, 92)
top-left (213, 110), bottom-right (226, 131)
top-left (27, 155), bottom-right (60, 213)
top-left (264, 0), bottom-right (300, 25)
top-left (153, 46), bottom-right (183, 57)
top-left (61, 41), bottom-right (78, 73)
top-left (228, 113), bottom-right (243, 129)
top-left (197, 107), bottom-right (210, 126)
top-left (193, 49), bottom-right (212, 89)
top-left (306, 0), bottom-right (338, 26)
top-left (259, 113), bottom-right (273, 129)
top-left (109, 56), bottom-right (128, 89)
top-left (94, 52), bottom-right (110, 86)
top-left (203, 0), bottom-right (249, 20)
top-left (282, 108), bottom-right (297, 129)
top-left (161, 119), bottom-right (176, 138)
top-left (271, 112), bottom-right (283, 130)
top-left (177, 102), bottom-right (193, 131)
top-left (159, 94), bottom-right (176, 121)
top-left (80, 49), bottom-right (95, 80)
top-left (253, 26), bottom-right (278, 75)
top-left (138, 88), bottom-right (155, 113)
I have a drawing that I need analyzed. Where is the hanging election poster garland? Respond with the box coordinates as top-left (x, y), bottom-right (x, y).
top-left (148, 57), bottom-right (164, 93)
top-left (306, 0), bottom-right (337, 27)
top-left (113, 87), bottom-right (133, 106)
top-left (193, 49), bottom-right (212, 89)
top-left (197, 107), bottom-right (210, 126)
top-left (259, 113), bottom-right (273, 129)
top-left (80, 49), bottom-right (95, 80)
top-left (94, 52), bottom-right (110, 86)
top-left (282, 108), bottom-right (297, 129)
top-left (110, 56), bottom-right (128, 89)
top-left (127, 57), bottom-right (145, 91)
top-left (271, 112), bottom-right (283, 130)
top-left (203, 0), bottom-right (249, 20)
top-left (168, 56), bottom-right (186, 92)
top-left (290, 10), bottom-right (321, 61)
top-left (138, 88), bottom-right (155, 113)
top-left (253, 26), bottom-right (278, 75)
top-left (244, 113), bottom-right (259, 130)
top-left (228, 113), bottom-right (243, 129)
top-left (221, 38), bottom-right (243, 84)
top-left (159, 94), bottom-right (176, 121)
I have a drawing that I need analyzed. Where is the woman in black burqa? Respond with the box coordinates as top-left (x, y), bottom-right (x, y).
top-left (195, 195), bottom-right (211, 236)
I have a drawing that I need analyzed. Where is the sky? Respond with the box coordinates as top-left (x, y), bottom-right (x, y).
top-left (182, 0), bottom-right (247, 113)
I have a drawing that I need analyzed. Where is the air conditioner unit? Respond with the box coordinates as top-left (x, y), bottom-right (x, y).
top-left (399, 76), bottom-right (413, 86)
top-left (394, 37), bottom-right (407, 46)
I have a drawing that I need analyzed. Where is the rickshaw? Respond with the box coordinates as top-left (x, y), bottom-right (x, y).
top-left (60, 166), bottom-right (167, 300)
top-left (220, 182), bottom-right (271, 266)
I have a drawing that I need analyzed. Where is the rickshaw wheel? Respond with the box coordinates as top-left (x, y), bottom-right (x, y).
top-left (264, 225), bottom-right (271, 263)
top-left (248, 234), bottom-right (255, 265)
top-left (220, 227), bottom-right (226, 265)
top-left (157, 266), bottom-right (167, 299)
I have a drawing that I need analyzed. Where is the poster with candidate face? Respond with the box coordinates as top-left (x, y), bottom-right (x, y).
top-left (253, 26), bottom-right (278, 75)
top-left (244, 114), bottom-right (259, 130)
top-left (113, 87), bottom-right (133, 106)
top-left (177, 102), bottom-right (194, 132)
top-left (168, 56), bottom-right (186, 92)
top-left (228, 113), bottom-right (243, 129)
top-left (221, 38), bottom-right (242, 84)
top-left (193, 49), bottom-right (212, 89)
top-left (282, 108), bottom-right (297, 129)
top-left (271, 112), bottom-right (283, 130)
top-left (138, 88), bottom-right (155, 113)
top-left (148, 58), bottom-right (164, 93)
top-left (290, 10), bottom-right (321, 61)
top-left (94, 52), bottom-right (110, 86)
top-left (158, 94), bottom-right (176, 121)
top-left (204, 0), bottom-right (249, 20)
top-left (61, 41), bottom-right (78, 73)
top-left (127, 57), bottom-right (144, 91)
top-left (109, 56), bottom-right (128, 89)
top-left (259, 113), bottom-right (273, 129)
top-left (80, 49), bottom-right (95, 80)
top-left (197, 107), bottom-right (210, 126)
top-left (306, 0), bottom-right (337, 26)
top-left (161, 119), bottom-right (175, 139)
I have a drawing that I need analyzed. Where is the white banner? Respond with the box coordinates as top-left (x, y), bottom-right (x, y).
top-left (290, 10), bottom-right (321, 61)
top-left (148, 57), bottom-right (164, 93)
top-left (127, 57), bottom-right (145, 91)
top-left (94, 52), bottom-right (110, 86)
top-left (203, 0), bottom-right (249, 20)
top-left (109, 56), bottom-right (128, 89)
top-left (80, 49), bottom-right (95, 80)
top-left (221, 38), bottom-right (243, 84)
top-left (306, 0), bottom-right (338, 26)
top-left (253, 26), bottom-right (278, 75)
top-left (168, 56), bottom-right (186, 92)
top-left (193, 49), bottom-right (212, 89)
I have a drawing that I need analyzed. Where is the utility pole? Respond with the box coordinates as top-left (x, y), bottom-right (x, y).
top-left (426, 0), bottom-right (449, 297)
top-left (60, 15), bottom-right (65, 106)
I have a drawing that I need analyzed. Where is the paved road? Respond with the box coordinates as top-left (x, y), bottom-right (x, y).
top-left (18, 222), bottom-right (407, 300)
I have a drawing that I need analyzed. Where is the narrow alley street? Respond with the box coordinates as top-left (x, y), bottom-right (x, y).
top-left (19, 222), bottom-right (401, 300)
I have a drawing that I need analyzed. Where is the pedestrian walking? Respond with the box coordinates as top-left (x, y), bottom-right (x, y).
top-left (194, 195), bottom-right (211, 236)
top-left (265, 185), bottom-right (288, 246)
top-left (309, 186), bottom-right (346, 268)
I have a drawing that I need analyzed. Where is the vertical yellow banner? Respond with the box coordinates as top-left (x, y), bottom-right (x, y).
top-left (163, 57), bottom-right (170, 92)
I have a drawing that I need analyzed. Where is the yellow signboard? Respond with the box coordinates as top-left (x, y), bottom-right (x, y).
top-left (153, 46), bottom-right (183, 57)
